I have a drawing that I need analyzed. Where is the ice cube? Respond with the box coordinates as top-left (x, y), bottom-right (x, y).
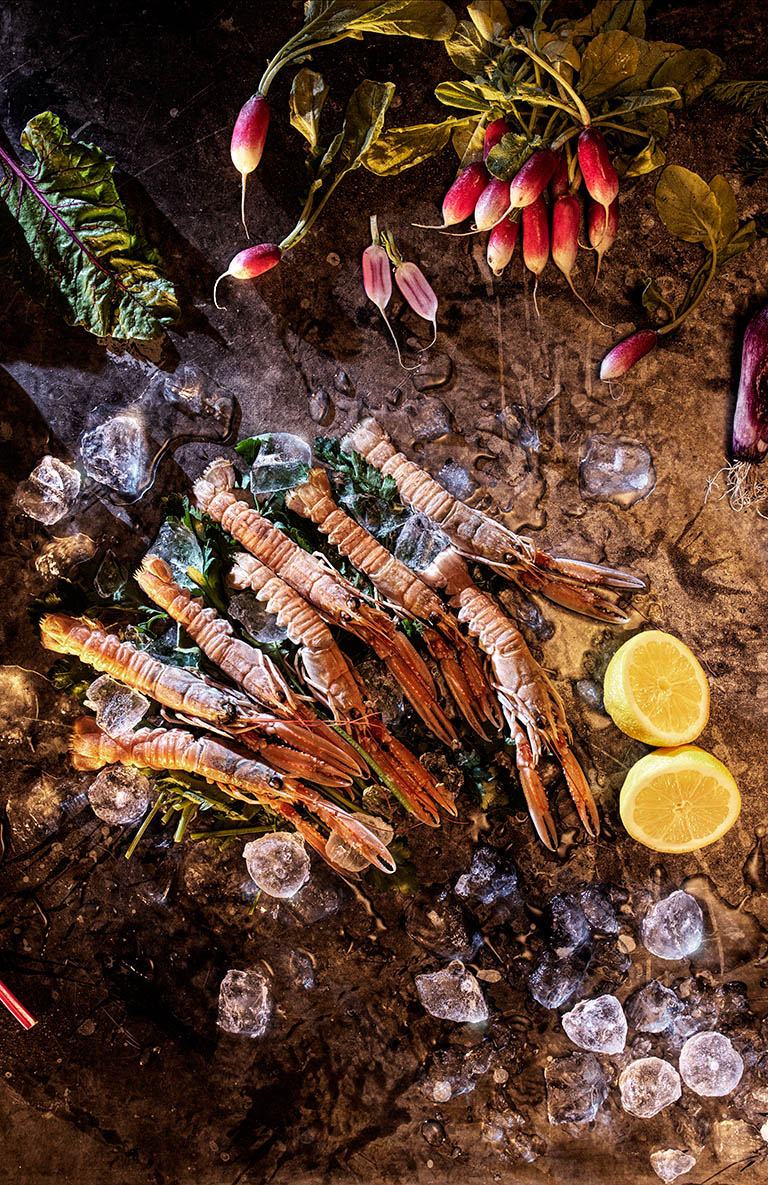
top-left (355, 659), bottom-right (406, 727)
top-left (641, 891), bottom-right (704, 960)
top-left (454, 845), bottom-right (518, 904)
top-left (545, 1052), bottom-right (608, 1125)
top-left (325, 812), bottom-right (393, 873)
top-left (35, 533), bottom-right (95, 580)
top-left (562, 994), bottom-right (627, 1054)
top-left (85, 675), bottom-right (149, 738)
top-left (247, 432), bottom-right (311, 494)
top-left (618, 1057), bottom-right (682, 1118)
top-left (625, 980), bottom-right (683, 1034)
top-left (713, 1118), bottom-right (763, 1161)
top-left (394, 513), bottom-right (451, 573)
top-left (580, 884), bottom-right (622, 935)
top-left (420, 1044), bottom-right (493, 1102)
top-left (15, 455), bottom-right (81, 524)
top-left (415, 960), bottom-right (489, 1023)
top-left (406, 891), bottom-right (481, 961)
top-left (7, 774), bottom-right (64, 842)
top-left (227, 591), bottom-right (289, 645)
top-left (88, 766), bottom-right (154, 825)
top-left (287, 949), bottom-right (314, 990)
top-left (288, 866), bottom-right (342, 923)
top-left (544, 892), bottom-right (591, 955)
top-left (243, 832), bottom-right (310, 898)
top-left (528, 948), bottom-right (586, 1009)
top-left (403, 397), bottom-right (453, 443)
top-left (579, 434), bottom-right (656, 508)
top-left (147, 519), bottom-right (204, 589)
top-left (650, 1149), bottom-right (697, 1182)
top-left (80, 410), bottom-right (154, 496)
top-left (436, 459), bottom-right (475, 500)
top-left (217, 968), bottom-right (272, 1037)
top-left (159, 363), bottom-right (234, 435)
top-left (678, 1031), bottom-right (744, 1097)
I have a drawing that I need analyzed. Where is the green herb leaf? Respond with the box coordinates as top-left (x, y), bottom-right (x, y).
top-left (707, 79), bottom-right (768, 114)
top-left (734, 117), bottom-right (768, 181)
top-left (304, 0), bottom-right (456, 40)
top-left (289, 69), bottom-right (329, 150)
top-left (434, 79), bottom-right (501, 112)
top-left (654, 165), bottom-right (722, 245)
top-left (318, 79), bottom-right (395, 182)
top-left (579, 31), bottom-right (640, 98)
top-left (0, 112), bottom-right (179, 342)
top-left (363, 116), bottom-right (475, 175)
top-left (486, 132), bottom-right (542, 181)
top-left (651, 47), bottom-right (723, 105)
top-left (444, 19), bottom-right (496, 76)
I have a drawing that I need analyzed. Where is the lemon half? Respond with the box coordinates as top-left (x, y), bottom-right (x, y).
top-left (604, 630), bottom-right (710, 746)
top-left (619, 745), bottom-right (741, 853)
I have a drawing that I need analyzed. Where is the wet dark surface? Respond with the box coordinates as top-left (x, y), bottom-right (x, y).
top-left (2, 2), bottom-right (768, 1182)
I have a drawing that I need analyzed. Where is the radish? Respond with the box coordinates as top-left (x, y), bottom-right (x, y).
top-left (522, 195), bottom-right (549, 316)
top-left (487, 217), bottom-right (519, 276)
top-left (732, 305), bottom-right (768, 462)
top-left (230, 93), bottom-right (270, 237)
top-left (441, 162), bottom-right (489, 227)
top-left (508, 149), bottom-right (558, 210)
top-left (213, 243), bottom-right (281, 309)
top-left (362, 243), bottom-right (416, 369)
top-left (599, 330), bottom-right (658, 381)
top-left (395, 261), bottom-right (438, 347)
top-left (550, 153), bottom-right (569, 199)
top-left (577, 129), bottom-right (619, 236)
top-left (474, 177), bottom-right (511, 230)
top-left (588, 196), bottom-right (619, 282)
top-left (483, 118), bottom-right (510, 159)
top-left (551, 195), bottom-right (605, 322)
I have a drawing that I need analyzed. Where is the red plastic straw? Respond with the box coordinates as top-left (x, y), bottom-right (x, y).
top-left (0, 978), bottom-right (36, 1030)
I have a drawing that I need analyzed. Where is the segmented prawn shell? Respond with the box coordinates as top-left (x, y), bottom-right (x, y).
top-left (69, 717), bottom-right (396, 874)
top-left (343, 418), bottom-right (644, 623)
top-left (420, 549), bottom-right (599, 850)
top-left (135, 556), bottom-right (363, 783)
top-left (285, 467), bottom-right (501, 739)
top-left (193, 457), bottom-right (457, 745)
top-left (229, 551), bottom-right (455, 826)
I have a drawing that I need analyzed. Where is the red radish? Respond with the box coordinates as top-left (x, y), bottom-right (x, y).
top-left (551, 195), bottom-right (605, 322)
top-left (600, 330), bottom-right (658, 381)
top-left (362, 244), bottom-right (416, 369)
top-left (487, 217), bottom-right (518, 276)
top-left (550, 153), bottom-right (569, 199)
top-left (588, 196), bottom-right (619, 281)
top-left (213, 243), bottom-right (281, 309)
top-left (441, 162), bottom-right (489, 227)
top-left (522, 195), bottom-right (549, 316)
top-left (483, 118), bottom-right (510, 159)
top-left (577, 129), bottom-right (619, 234)
top-left (395, 261), bottom-right (438, 347)
top-left (508, 149), bottom-right (558, 210)
top-left (731, 305), bottom-right (768, 461)
top-left (474, 177), bottom-right (511, 230)
top-left (230, 93), bottom-right (270, 237)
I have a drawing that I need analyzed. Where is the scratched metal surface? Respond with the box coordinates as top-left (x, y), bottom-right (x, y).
top-left (2, 1), bottom-right (768, 1183)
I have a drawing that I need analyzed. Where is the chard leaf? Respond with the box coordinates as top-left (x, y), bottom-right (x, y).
top-left (466, 1), bottom-right (511, 43)
top-left (597, 86), bottom-right (680, 118)
top-left (0, 111), bottom-right (179, 342)
top-left (734, 117), bottom-right (768, 181)
top-left (434, 79), bottom-right (500, 112)
top-left (304, 0), bottom-right (455, 40)
top-left (707, 80), bottom-right (768, 114)
top-left (318, 79), bottom-right (395, 181)
top-left (579, 31), bottom-right (640, 98)
top-left (651, 48), bottom-right (723, 105)
top-left (363, 116), bottom-right (475, 175)
top-left (655, 165), bottom-right (722, 245)
top-left (444, 19), bottom-right (496, 76)
top-left (289, 69), bottom-right (328, 150)
top-left (486, 132), bottom-right (543, 181)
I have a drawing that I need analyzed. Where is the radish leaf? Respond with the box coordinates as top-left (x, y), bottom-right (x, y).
top-left (364, 116), bottom-right (475, 175)
top-left (303, 1), bottom-right (456, 41)
top-left (579, 31), bottom-right (639, 98)
top-left (651, 48), bottom-right (723, 105)
top-left (655, 166), bottom-right (721, 245)
top-left (289, 69), bottom-right (329, 151)
top-left (445, 19), bottom-right (495, 76)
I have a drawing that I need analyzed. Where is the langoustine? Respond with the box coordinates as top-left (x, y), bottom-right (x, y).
top-left (343, 417), bottom-right (645, 623)
top-left (193, 457), bottom-right (457, 745)
top-left (135, 555), bottom-right (363, 783)
top-left (70, 717), bottom-right (396, 873)
top-left (420, 549), bottom-right (599, 850)
top-left (229, 551), bottom-right (457, 826)
top-left (39, 613), bottom-right (356, 789)
top-left (285, 467), bottom-right (501, 739)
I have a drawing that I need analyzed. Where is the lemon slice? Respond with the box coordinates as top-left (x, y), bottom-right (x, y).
top-left (619, 745), bottom-right (741, 853)
top-left (603, 630), bottom-right (710, 746)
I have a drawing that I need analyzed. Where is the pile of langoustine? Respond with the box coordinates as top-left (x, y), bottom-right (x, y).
top-left (39, 416), bottom-right (645, 873)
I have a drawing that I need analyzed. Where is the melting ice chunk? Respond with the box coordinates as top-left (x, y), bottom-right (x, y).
top-left (415, 960), bottom-right (488, 1023)
top-left (147, 519), bottom-right (204, 589)
top-left (15, 456), bottom-right (81, 524)
top-left (88, 766), bottom-right (154, 825)
top-left (243, 832), bottom-right (310, 898)
top-left (454, 845), bottom-right (518, 904)
top-left (247, 432), bottom-right (311, 494)
top-left (35, 533), bottom-right (95, 580)
top-left (678, 1031), bottom-right (744, 1097)
top-left (544, 892), bottom-right (591, 956)
top-left (641, 891), bottom-right (704, 960)
top-left (436, 459), bottom-right (475, 500)
top-left (625, 980), bottom-right (683, 1033)
top-left (545, 1052), bottom-right (608, 1125)
top-left (228, 592), bottom-right (289, 645)
top-left (85, 675), bottom-right (149, 738)
top-left (394, 513), bottom-right (451, 573)
top-left (618, 1057), bottom-right (682, 1118)
top-left (80, 410), bottom-right (153, 496)
top-left (650, 1149), bottom-right (697, 1183)
top-left (159, 363), bottom-right (235, 435)
top-left (325, 812), bottom-right (393, 873)
top-left (528, 949), bottom-right (585, 1009)
top-left (217, 968), bottom-right (272, 1037)
top-left (562, 994), bottom-right (627, 1054)
top-left (579, 434), bottom-right (656, 508)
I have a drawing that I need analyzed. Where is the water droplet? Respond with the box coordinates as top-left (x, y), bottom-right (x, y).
top-left (333, 370), bottom-right (353, 394)
top-left (308, 389), bottom-right (333, 426)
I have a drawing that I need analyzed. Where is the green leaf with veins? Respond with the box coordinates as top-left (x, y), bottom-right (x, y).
top-left (317, 79), bottom-right (395, 182)
top-left (579, 31), bottom-right (640, 98)
top-left (651, 48), bottom-right (723, 105)
top-left (655, 166), bottom-right (722, 245)
top-left (363, 116), bottom-right (475, 175)
top-left (289, 69), bottom-right (329, 150)
top-left (453, 115), bottom-right (486, 165)
top-left (486, 133), bottom-right (543, 181)
top-left (612, 39), bottom-right (681, 95)
top-left (303, 0), bottom-right (456, 40)
top-left (434, 79), bottom-right (501, 112)
top-left (444, 19), bottom-right (496, 76)
top-left (561, 0), bottom-right (649, 40)
top-left (0, 111), bottom-right (179, 342)
top-left (466, 1), bottom-right (511, 42)
top-left (708, 174), bottom-right (739, 246)
top-left (616, 137), bottom-right (665, 177)
top-left (597, 86), bottom-right (680, 118)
